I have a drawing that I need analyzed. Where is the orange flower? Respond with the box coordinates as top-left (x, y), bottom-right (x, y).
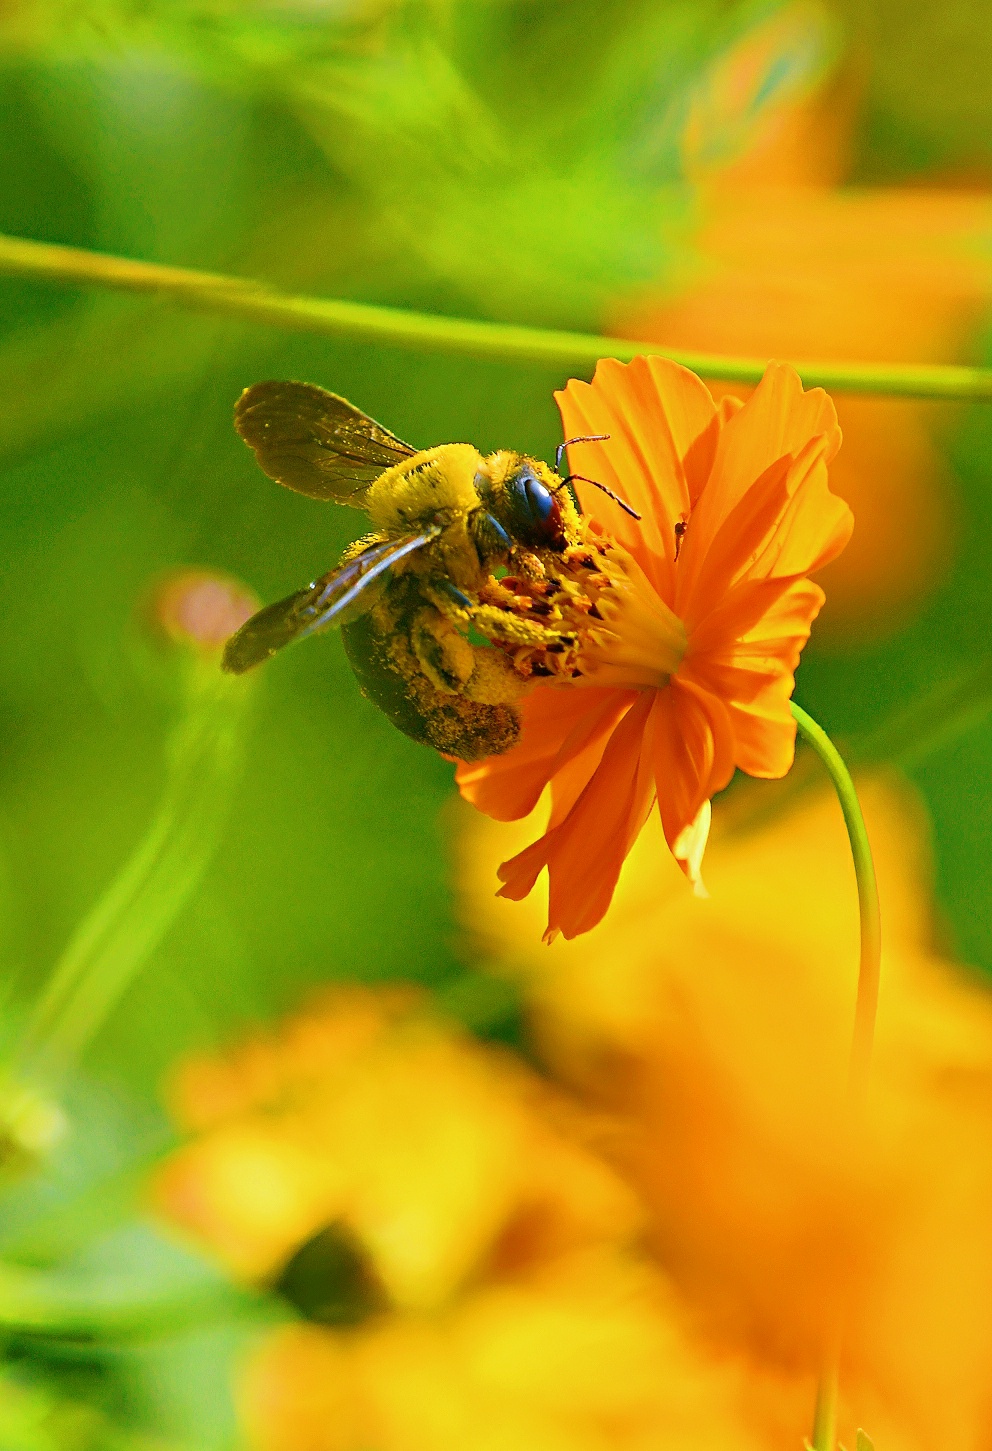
top-left (610, 7), bottom-right (992, 634)
top-left (456, 356), bottom-right (852, 941)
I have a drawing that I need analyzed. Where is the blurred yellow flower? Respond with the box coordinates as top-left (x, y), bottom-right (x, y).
top-left (153, 784), bottom-right (992, 1448)
top-left (154, 988), bottom-right (791, 1451)
top-left (455, 774), bottom-right (992, 1451)
top-left (154, 987), bottom-right (640, 1307)
top-left (241, 1250), bottom-right (767, 1451)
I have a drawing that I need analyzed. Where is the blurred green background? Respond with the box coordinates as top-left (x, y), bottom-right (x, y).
top-left (0, 0), bottom-right (991, 1445)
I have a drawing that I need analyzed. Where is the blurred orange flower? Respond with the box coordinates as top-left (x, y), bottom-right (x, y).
top-left (613, 15), bottom-right (992, 633)
top-left (457, 356), bottom-right (851, 941)
top-left (456, 774), bottom-right (992, 1451)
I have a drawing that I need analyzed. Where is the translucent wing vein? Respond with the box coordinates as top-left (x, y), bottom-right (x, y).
top-left (235, 380), bottom-right (419, 503)
top-left (222, 528), bottom-right (441, 674)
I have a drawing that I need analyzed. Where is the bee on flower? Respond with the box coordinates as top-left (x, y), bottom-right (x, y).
top-left (224, 357), bottom-right (851, 942)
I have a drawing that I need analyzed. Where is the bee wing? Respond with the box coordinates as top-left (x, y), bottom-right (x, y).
top-left (222, 527), bottom-right (441, 674)
top-left (235, 381), bottom-right (419, 504)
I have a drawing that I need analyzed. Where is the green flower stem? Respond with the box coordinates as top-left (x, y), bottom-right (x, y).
top-left (791, 704), bottom-right (881, 1102)
top-left (725, 658), bottom-right (992, 851)
top-left (791, 703), bottom-right (882, 1451)
top-left (19, 671), bottom-right (250, 1073)
top-left (0, 1257), bottom-right (263, 1342)
top-left (810, 1335), bottom-right (842, 1451)
top-left (2, 231), bottom-right (992, 401)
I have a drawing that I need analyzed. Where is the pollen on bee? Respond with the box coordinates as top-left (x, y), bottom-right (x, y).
top-left (513, 551), bottom-right (547, 583)
top-left (471, 544), bottom-right (613, 685)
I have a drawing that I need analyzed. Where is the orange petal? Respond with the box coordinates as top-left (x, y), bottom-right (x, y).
top-left (752, 443), bottom-right (854, 579)
top-left (497, 692), bottom-right (658, 941)
top-left (676, 452), bottom-right (794, 626)
top-left (455, 687), bottom-right (621, 822)
top-left (555, 356), bottom-right (720, 600)
top-left (677, 361), bottom-right (841, 602)
top-left (651, 679), bottom-right (736, 873)
top-left (678, 431), bottom-right (851, 627)
top-left (681, 579), bottom-right (825, 777)
top-left (547, 691), bottom-right (640, 829)
top-left (686, 574), bottom-right (804, 655)
top-left (689, 576), bottom-right (825, 668)
top-left (672, 800), bottom-right (712, 896)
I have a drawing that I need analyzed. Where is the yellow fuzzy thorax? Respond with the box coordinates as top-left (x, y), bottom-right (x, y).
top-left (364, 444), bottom-right (483, 534)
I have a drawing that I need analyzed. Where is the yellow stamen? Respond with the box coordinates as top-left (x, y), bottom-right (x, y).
top-left (576, 547), bottom-right (687, 690)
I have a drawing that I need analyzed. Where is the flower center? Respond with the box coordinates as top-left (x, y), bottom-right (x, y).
top-left (471, 526), bottom-right (687, 691)
top-left (573, 544), bottom-right (687, 689)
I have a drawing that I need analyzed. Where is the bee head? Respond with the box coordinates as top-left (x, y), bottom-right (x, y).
top-left (480, 453), bottom-right (571, 553)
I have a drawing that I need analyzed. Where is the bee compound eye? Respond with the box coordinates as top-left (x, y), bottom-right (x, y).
top-left (515, 470), bottom-right (554, 522)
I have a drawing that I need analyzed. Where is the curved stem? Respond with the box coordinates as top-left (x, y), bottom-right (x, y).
top-left (791, 704), bottom-right (881, 1105)
top-left (0, 1257), bottom-right (262, 1342)
top-left (19, 674), bottom-right (249, 1075)
top-left (791, 703), bottom-right (882, 1451)
top-left (2, 231), bottom-right (992, 401)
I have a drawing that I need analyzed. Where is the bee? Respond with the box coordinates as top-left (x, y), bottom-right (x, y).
top-left (222, 381), bottom-right (626, 761)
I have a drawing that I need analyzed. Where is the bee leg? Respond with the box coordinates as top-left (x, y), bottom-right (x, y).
top-left (440, 581), bottom-right (473, 610)
top-left (470, 508), bottom-right (513, 567)
top-left (413, 603), bottom-right (526, 707)
top-left (462, 647), bottom-right (527, 706)
top-left (411, 608), bottom-right (476, 694)
top-left (341, 607), bottom-right (521, 761)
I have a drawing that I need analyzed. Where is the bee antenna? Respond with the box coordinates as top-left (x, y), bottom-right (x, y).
top-left (557, 473), bottom-right (641, 521)
top-left (553, 433), bottom-right (640, 520)
top-left (555, 434), bottom-right (610, 472)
